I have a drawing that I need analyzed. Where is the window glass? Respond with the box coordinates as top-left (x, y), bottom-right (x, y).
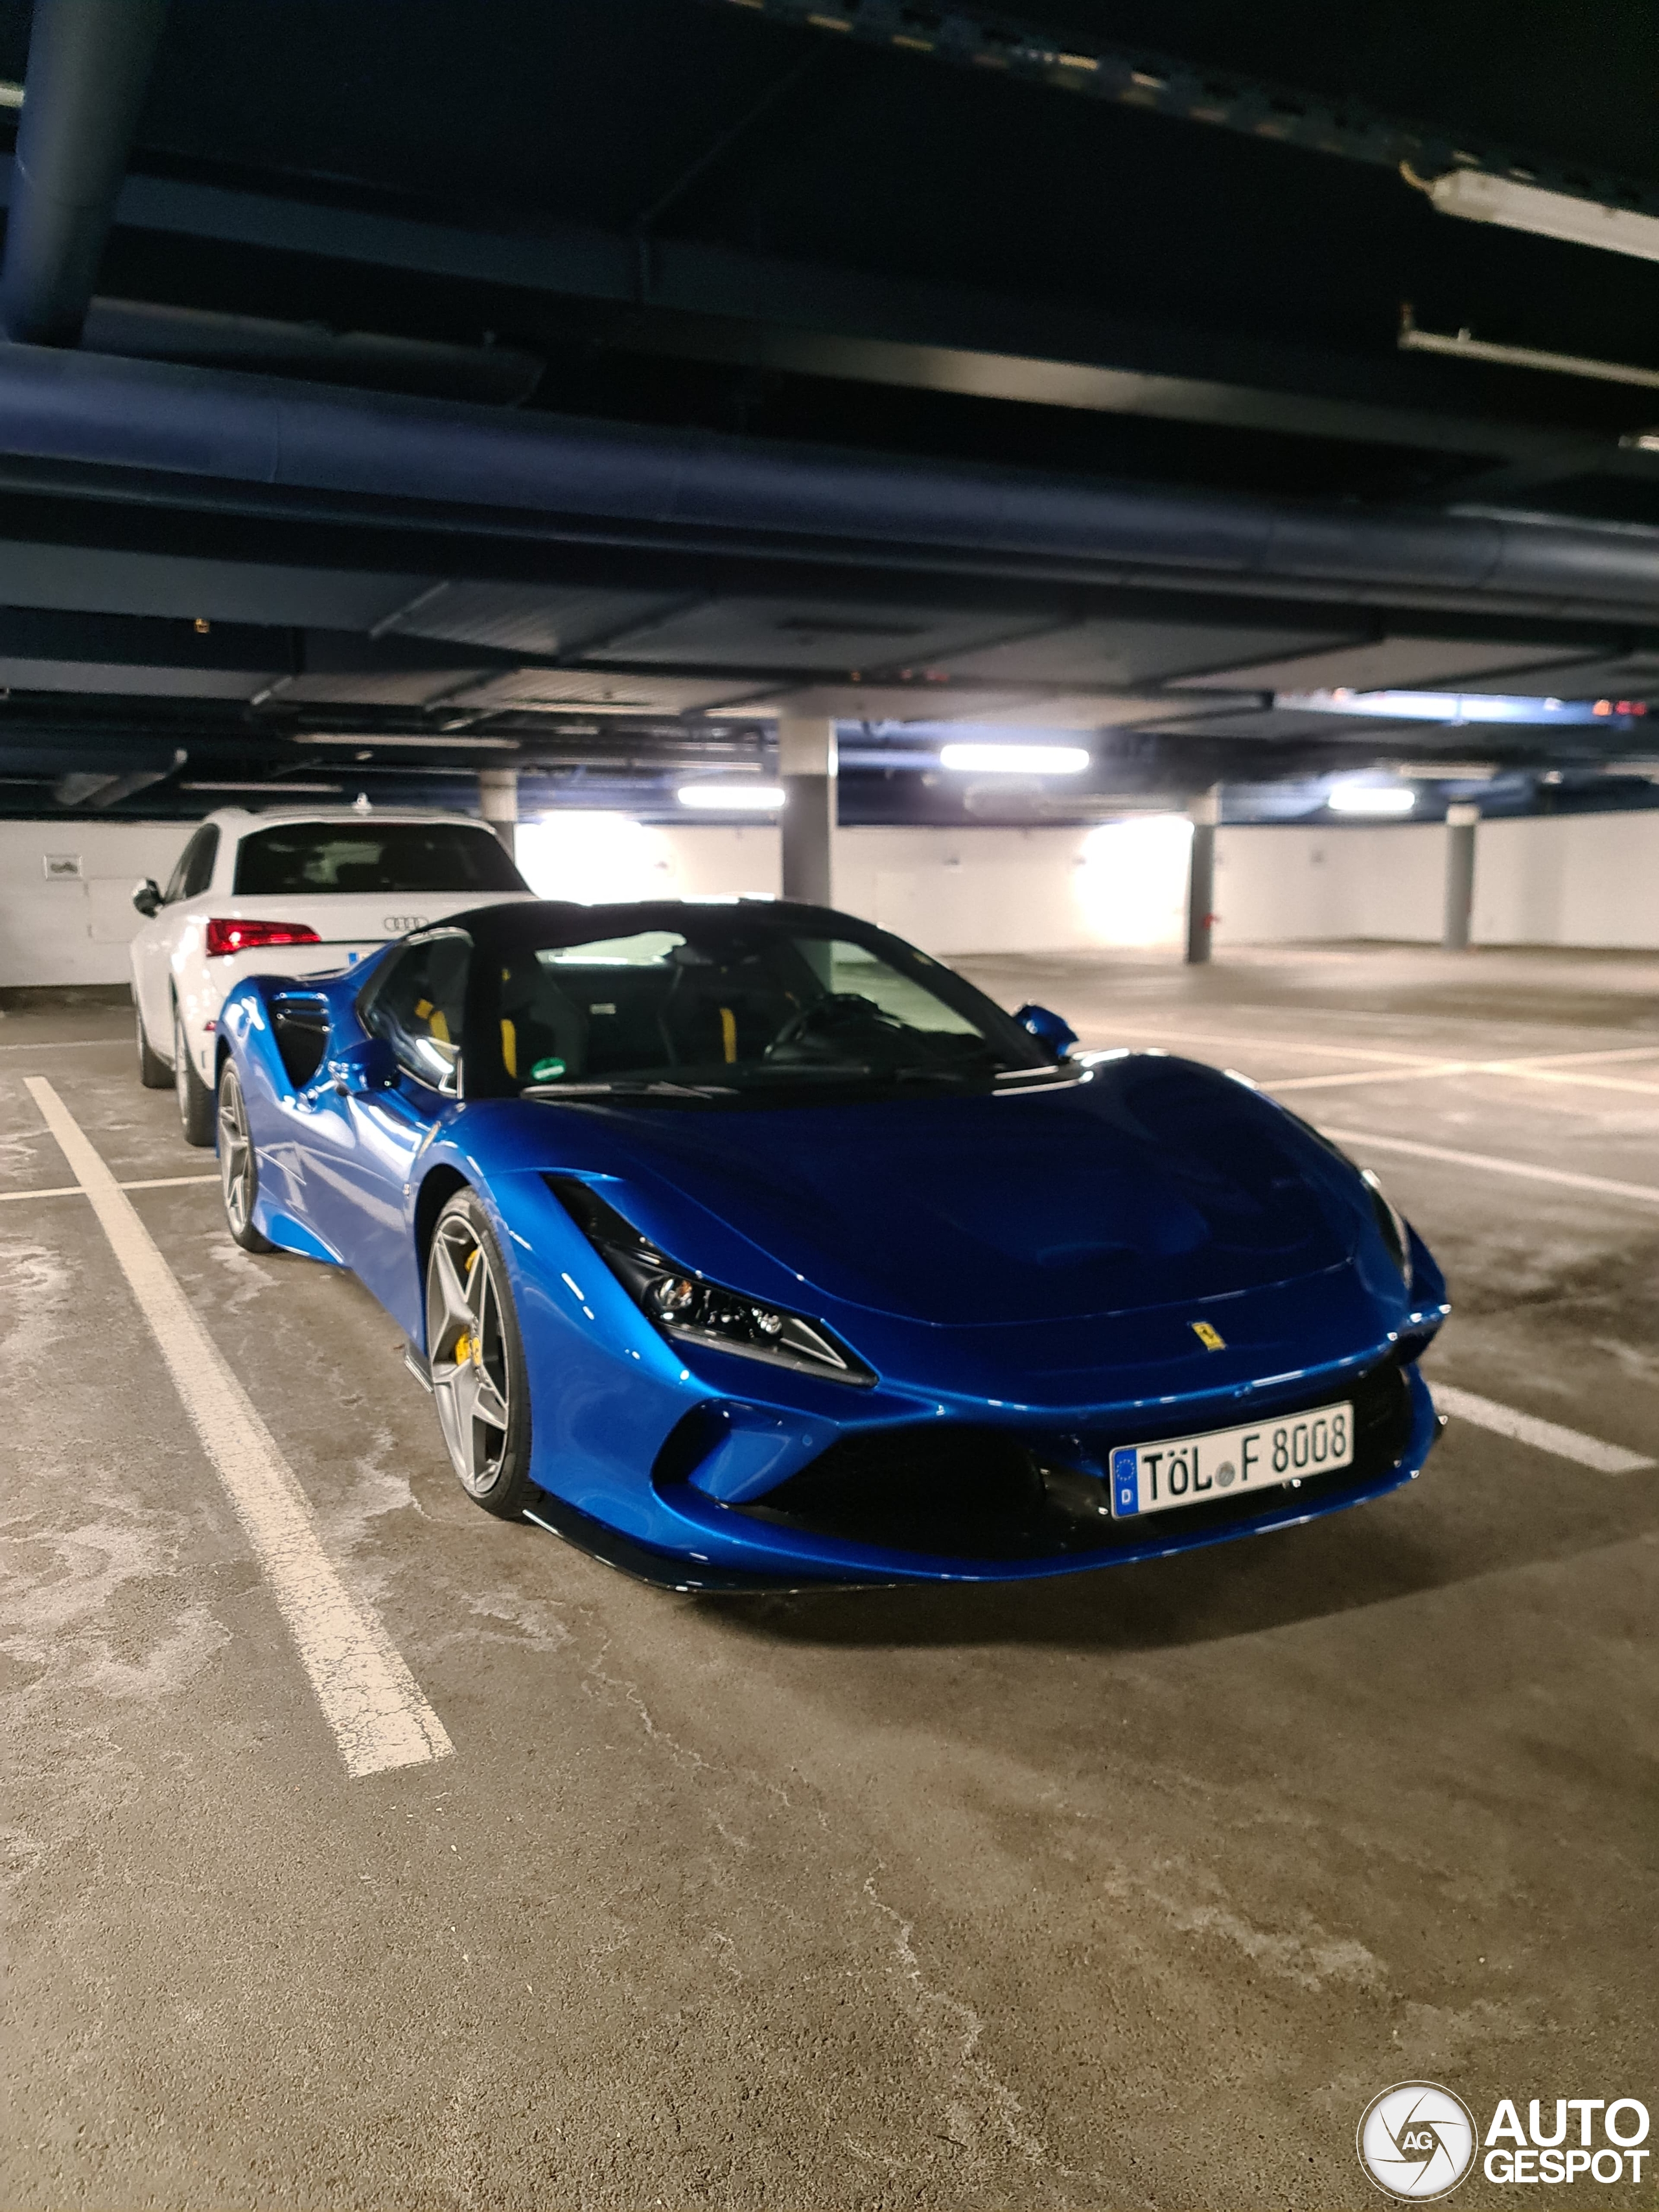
top-left (164, 825), bottom-right (215, 903)
top-left (361, 934), bottom-right (470, 1091)
top-left (234, 822), bottom-right (525, 897)
top-left (181, 825), bottom-right (219, 899)
top-left (489, 918), bottom-right (1047, 1098)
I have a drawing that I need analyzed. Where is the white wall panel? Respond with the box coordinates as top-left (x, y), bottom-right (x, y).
top-left (0, 819), bottom-right (191, 988)
top-left (5, 807), bottom-right (1659, 986)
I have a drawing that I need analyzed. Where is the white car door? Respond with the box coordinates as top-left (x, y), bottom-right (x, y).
top-left (131, 823), bottom-right (215, 1056)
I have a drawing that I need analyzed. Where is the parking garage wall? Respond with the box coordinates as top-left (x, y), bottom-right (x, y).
top-left (6, 811), bottom-right (1659, 987)
top-left (0, 817), bottom-right (189, 988)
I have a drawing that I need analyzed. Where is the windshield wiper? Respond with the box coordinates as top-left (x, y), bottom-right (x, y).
top-left (522, 1078), bottom-right (736, 1100)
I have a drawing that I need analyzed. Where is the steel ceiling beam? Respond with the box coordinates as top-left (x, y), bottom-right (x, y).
top-left (0, 159), bottom-right (1619, 469)
top-left (693, 0), bottom-right (1659, 222)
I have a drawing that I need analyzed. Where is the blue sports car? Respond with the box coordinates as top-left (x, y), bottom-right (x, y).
top-left (213, 898), bottom-right (1448, 1590)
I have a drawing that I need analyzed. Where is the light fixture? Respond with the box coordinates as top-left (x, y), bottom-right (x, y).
top-left (180, 781), bottom-right (344, 794)
top-left (677, 783), bottom-right (785, 810)
top-left (938, 743), bottom-right (1090, 774)
top-left (1385, 761), bottom-right (1498, 780)
top-left (1415, 167), bottom-right (1659, 265)
top-left (1278, 688), bottom-right (1648, 727)
top-left (1327, 780), bottom-right (1415, 816)
top-left (295, 732), bottom-right (520, 750)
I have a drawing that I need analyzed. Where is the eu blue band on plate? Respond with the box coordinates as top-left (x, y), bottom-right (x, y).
top-left (1111, 1445), bottom-right (1139, 1516)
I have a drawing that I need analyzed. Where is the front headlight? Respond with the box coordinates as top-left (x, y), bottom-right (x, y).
top-left (548, 1176), bottom-right (876, 1386)
top-left (1361, 1168), bottom-right (1411, 1285)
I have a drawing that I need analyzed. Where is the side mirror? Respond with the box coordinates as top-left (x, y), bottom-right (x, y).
top-left (132, 878), bottom-right (162, 918)
top-left (327, 1036), bottom-right (400, 1096)
top-left (1014, 1002), bottom-right (1079, 1060)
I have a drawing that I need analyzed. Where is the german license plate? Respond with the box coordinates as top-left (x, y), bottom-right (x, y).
top-left (1108, 1400), bottom-right (1354, 1519)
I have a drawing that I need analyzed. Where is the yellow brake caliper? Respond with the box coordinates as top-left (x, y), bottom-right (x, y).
top-left (455, 1247), bottom-right (481, 1366)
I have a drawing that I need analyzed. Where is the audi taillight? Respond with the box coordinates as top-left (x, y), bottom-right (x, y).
top-left (204, 918), bottom-right (322, 957)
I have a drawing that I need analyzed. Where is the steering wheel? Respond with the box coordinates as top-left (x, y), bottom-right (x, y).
top-left (768, 992), bottom-right (904, 1053)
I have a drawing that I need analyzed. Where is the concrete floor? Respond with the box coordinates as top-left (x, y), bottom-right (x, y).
top-left (1, 944), bottom-right (1655, 2210)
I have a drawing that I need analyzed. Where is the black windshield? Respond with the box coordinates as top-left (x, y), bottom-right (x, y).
top-left (480, 911), bottom-right (1060, 1107)
top-left (235, 823), bottom-right (526, 897)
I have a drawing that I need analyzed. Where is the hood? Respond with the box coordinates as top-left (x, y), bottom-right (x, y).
top-left (541, 1056), bottom-right (1364, 1327)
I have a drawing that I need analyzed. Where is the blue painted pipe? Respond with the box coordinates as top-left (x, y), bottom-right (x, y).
top-left (1, 0), bottom-right (169, 347)
top-left (0, 336), bottom-right (1654, 618)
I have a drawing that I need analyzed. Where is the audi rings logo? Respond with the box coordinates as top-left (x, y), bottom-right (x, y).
top-left (1358, 2082), bottom-right (1478, 2200)
top-left (383, 915), bottom-right (428, 934)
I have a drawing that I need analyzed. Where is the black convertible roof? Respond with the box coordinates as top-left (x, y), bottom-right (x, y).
top-left (441, 897), bottom-right (877, 956)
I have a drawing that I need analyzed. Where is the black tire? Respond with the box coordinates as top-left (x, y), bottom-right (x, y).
top-left (424, 1189), bottom-right (535, 1518)
top-left (135, 998), bottom-right (170, 1088)
top-left (174, 1001), bottom-right (216, 1147)
top-left (217, 1062), bottom-right (275, 1254)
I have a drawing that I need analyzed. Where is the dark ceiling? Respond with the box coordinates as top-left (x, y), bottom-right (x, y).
top-left (1, 0), bottom-right (1658, 825)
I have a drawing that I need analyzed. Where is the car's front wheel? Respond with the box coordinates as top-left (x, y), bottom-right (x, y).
top-left (135, 999), bottom-right (170, 1088)
top-left (217, 1062), bottom-right (275, 1254)
top-left (425, 1190), bottom-right (534, 1518)
top-left (174, 1002), bottom-right (216, 1147)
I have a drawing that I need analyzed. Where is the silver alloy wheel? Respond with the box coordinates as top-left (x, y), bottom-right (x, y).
top-left (219, 1067), bottom-right (255, 1235)
top-left (426, 1211), bottom-right (512, 1495)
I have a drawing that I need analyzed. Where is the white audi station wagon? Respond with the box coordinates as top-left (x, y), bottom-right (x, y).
top-left (130, 806), bottom-right (532, 1143)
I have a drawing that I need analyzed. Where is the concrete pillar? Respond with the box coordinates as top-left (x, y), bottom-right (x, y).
top-left (1443, 801), bottom-right (1478, 950)
top-left (478, 767), bottom-right (519, 860)
top-left (778, 715), bottom-right (836, 907)
top-left (1185, 784), bottom-right (1220, 964)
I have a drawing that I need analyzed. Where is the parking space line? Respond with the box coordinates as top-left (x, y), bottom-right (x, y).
top-left (1433, 1382), bottom-right (1654, 1474)
top-left (1323, 1125), bottom-right (1659, 1209)
top-left (1264, 1062), bottom-right (1476, 1092)
top-left (23, 1077), bottom-right (452, 1780)
top-left (0, 1174), bottom-right (219, 1203)
top-left (0, 1036), bottom-right (124, 1051)
top-left (1093, 1021), bottom-right (1659, 1084)
top-left (117, 1174), bottom-right (222, 1191)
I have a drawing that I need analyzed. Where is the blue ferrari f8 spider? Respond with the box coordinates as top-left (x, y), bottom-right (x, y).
top-left (214, 899), bottom-right (1449, 1589)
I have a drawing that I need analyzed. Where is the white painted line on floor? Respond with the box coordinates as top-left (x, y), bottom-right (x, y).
top-left (23, 1077), bottom-right (452, 1780)
top-left (1265, 1062), bottom-right (1477, 1093)
top-left (0, 1173), bottom-right (220, 1203)
top-left (0, 1036), bottom-right (123, 1052)
top-left (1093, 1021), bottom-right (1659, 1084)
top-left (1495, 1065), bottom-right (1659, 1099)
top-left (1091, 1027), bottom-right (1450, 1066)
top-left (1432, 1382), bottom-right (1654, 1474)
top-left (1323, 1125), bottom-right (1659, 1210)
top-left (117, 1174), bottom-right (222, 1192)
top-left (1263, 1059), bottom-right (1659, 1098)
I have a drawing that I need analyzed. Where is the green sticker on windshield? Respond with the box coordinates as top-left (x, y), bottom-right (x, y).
top-left (531, 1056), bottom-right (567, 1081)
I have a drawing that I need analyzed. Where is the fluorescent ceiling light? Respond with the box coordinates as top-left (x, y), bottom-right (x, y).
top-left (1328, 780), bottom-right (1415, 816)
top-left (677, 783), bottom-right (785, 811)
top-left (181, 781), bottom-right (343, 793)
top-left (1386, 760), bottom-right (1498, 780)
top-left (296, 732), bottom-right (520, 751)
top-left (938, 743), bottom-right (1090, 774)
top-left (1423, 168), bottom-right (1659, 264)
top-left (1278, 688), bottom-right (1649, 726)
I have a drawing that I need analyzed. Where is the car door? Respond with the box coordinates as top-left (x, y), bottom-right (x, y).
top-left (133, 824), bottom-right (212, 1049)
top-left (293, 932), bottom-right (470, 1336)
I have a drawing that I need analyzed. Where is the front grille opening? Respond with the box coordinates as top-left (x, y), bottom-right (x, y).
top-left (741, 1426), bottom-right (1052, 1559)
top-left (737, 1360), bottom-right (1415, 1563)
